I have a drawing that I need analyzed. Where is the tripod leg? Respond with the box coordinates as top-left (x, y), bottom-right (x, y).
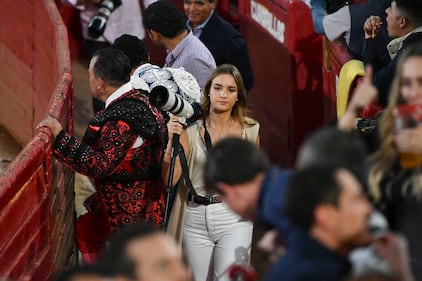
top-left (161, 134), bottom-right (180, 232)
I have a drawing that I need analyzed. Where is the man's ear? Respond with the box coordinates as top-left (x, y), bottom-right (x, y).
top-left (216, 182), bottom-right (231, 195)
top-left (399, 16), bottom-right (408, 29)
top-left (148, 29), bottom-right (160, 41)
top-left (96, 76), bottom-right (105, 92)
top-left (314, 204), bottom-right (337, 229)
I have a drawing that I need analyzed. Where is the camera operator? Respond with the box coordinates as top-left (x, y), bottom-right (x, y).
top-left (163, 64), bottom-right (260, 281)
top-left (62, 0), bottom-right (157, 113)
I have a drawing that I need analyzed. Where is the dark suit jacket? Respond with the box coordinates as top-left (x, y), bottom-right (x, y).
top-left (364, 31), bottom-right (422, 106)
top-left (198, 11), bottom-right (255, 91)
top-left (348, 0), bottom-right (391, 61)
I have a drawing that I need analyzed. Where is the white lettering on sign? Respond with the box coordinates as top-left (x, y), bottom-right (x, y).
top-left (251, 0), bottom-right (285, 44)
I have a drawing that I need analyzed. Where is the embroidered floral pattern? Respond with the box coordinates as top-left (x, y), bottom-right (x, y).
top-left (53, 89), bottom-right (167, 231)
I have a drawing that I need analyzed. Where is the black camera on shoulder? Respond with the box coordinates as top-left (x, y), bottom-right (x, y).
top-left (88, 0), bottom-right (122, 38)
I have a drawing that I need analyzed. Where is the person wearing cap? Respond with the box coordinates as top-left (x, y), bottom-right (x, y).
top-left (163, 64), bottom-right (259, 281)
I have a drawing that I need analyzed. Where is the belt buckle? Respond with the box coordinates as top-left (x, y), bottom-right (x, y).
top-left (205, 195), bottom-right (220, 204)
top-left (188, 194), bottom-right (220, 205)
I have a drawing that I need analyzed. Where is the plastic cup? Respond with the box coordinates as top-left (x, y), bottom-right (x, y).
top-left (395, 104), bottom-right (422, 169)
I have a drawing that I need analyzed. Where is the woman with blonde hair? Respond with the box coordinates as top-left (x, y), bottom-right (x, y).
top-left (368, 43), bottom-right (422, 279)
top-left (163, 64), bottom-right (259, 281)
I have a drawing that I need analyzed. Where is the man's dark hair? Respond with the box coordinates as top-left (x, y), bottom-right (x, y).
top-left (296, 127), bottom-right (368, 186)
top-left (285, 166), bottom-right (341, 231)
top-left (99, 223), bottom-right (160, 276)
top-left (110, 34), bottom-right (149, 69)
top-left (143, 1), bottom-right (187, 39)
top-left (396, 0), bottom-right (422, 27)
top-left (53, 264), bottom-right (132, 281)
top-left (204, 137), bottom-right (271, 193)
top-left (92, 48), bottom-right (131, 88)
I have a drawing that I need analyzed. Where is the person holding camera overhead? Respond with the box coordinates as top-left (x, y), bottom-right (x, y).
top-left (163, 64), bottom-right (260, 281)
top-left (62, 0), bottom-right (157, 113)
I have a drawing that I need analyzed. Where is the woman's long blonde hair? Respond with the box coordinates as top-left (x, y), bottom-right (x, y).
top-left (369, 43), bottom-right (422, 201)
top-left (201, 64), bottom-right (256, 127)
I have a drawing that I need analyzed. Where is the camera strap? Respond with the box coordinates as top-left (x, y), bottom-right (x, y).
top-left (175, 135), bottom-right (214, 205)
top-left (202, 121), bottom-right (213, 152)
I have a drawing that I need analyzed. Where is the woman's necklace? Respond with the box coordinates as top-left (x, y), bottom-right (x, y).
top-left (207, 119), bottom-right (236, 139)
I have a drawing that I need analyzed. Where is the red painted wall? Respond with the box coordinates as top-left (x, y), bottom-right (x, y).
top-left (240, 0), bottom-right (324, 167)
top-left (322, 40), bottom-right (353, 122)
top-left (0, 0), bottom-right (76, 280)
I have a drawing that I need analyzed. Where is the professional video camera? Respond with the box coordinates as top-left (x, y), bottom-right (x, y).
top-left (88, 0), bottom-right (122, 38)
top-left (149, 85), bottom-right (203, 125)
top-left (132, 65), bottom-right (203, 124)
top-left (133, 65), bottom-right (202, 231)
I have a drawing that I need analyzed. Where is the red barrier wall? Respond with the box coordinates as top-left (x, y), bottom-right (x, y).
top-left (0, 0), bottom-right (76, 280)
top-left (240, 0), bottom-right (324, 167)
top-left (322, 40), bottom-right (353, 122)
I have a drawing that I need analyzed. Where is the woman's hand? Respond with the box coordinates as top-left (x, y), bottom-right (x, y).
top-left (164, 114), bottom-right (186, 158)
top-left (162, 115), bottom-right (189, 184)
top-left (167, 114), bottom-right (185, 139)
top-left (395, 125), bottom-right (422, 154)
top-left (36, 115), bottom-right (63, 138)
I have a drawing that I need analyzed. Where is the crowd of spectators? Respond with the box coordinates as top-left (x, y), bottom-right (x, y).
top-left (39, 0), bottom-right (422, 281)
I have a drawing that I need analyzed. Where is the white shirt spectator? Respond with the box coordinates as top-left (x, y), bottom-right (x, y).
top-left (63, 0), bottom-right (156, 43)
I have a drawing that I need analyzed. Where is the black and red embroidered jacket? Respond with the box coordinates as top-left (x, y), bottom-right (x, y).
top-left (53, 88), bottom-right (167, 231)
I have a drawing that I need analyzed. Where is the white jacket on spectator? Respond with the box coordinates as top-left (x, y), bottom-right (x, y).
top-left (63, 0), bottom-right (156, 43)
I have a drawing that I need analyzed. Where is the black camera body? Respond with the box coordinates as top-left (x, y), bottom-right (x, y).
top-left (88, 0), bottom-right (122, 38)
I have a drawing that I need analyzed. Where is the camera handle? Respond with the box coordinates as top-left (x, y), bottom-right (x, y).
top-left (161, 134), bottom-right (180, 232)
